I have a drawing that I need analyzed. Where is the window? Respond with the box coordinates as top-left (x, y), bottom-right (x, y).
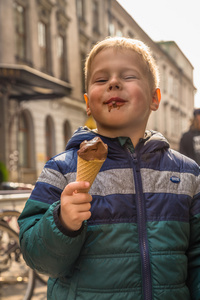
top-left (14, 2), bottom-right (26, 61)
top-left (116, 21), bottom-right (123, 37)
top-left (57, 35), bottom-right (65, 79)
top-left (108, 23), bottom-right (115, 36)
top-left (169, 72), bottom-right (174, 96)
top-left (163, 102), bottom-right (168, 136)
top-left (37, 0), bottom-right (53, 73)
top-left (45, 116), bottom-right (55, 161)
top-left (92, 1), bottom-right (99, 32)
top-left (108, 16), bottom-right (123, 37)
top-left (81, 52), bottom-right (86, 92)
top-left (171, 108), bottom-right (177, 137)
top-left (76, 0), bottom-right (85, 20)
top-left (127, 31), bottom-right (134, 39)
top-left (162, 65), bottom-right (167, 93)
top-left (38, 21), bottom-right (48, 71)
top-left (56, 6), bottom-right (69, 80)
top-left (174, 76), bottom-right (179, 99)
top-left (19, 112), bottom-right (29, 168)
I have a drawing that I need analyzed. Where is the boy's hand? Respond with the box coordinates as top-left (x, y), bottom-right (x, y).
top-left (59, 181), bottom-right (92, 231)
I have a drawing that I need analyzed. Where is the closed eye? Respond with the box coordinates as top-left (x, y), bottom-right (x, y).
top-left (124, 76), bottom-right (137, 80)
top-left (95, 79), bottom-right (107, 83)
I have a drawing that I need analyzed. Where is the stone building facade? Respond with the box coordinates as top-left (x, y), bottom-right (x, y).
top-left (0, 0), bottom-right (195, 184)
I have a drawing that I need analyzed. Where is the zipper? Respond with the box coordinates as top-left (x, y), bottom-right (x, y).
top-left (131, 151), bottom-right (152, 300)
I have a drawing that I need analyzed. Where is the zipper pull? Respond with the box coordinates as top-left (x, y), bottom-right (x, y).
top-left (133, 153), bottom-right (137, 160)
top-left (132, 153), bottom-right (140, 171)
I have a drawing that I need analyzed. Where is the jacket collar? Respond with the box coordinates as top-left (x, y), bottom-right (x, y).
top-left (66, 127), bottom-right (170, 155)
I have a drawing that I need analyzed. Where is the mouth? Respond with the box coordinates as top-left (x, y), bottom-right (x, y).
top-left (104, 97), bottom-right (127, 112)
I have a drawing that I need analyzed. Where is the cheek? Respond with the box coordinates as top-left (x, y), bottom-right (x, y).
top-left (130, 87), bottom-right (149, 106)
top-left (88, 89), bottom-right (102, 106)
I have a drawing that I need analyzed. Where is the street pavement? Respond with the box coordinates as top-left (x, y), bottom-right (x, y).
top-left (0, 195), bottom-right (48, 300)
top-left (1, 278), bottom-right (47, 300)
top-left (30, 279), bottom-right (47, 300)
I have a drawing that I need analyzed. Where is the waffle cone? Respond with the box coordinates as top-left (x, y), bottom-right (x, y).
top-left (76, 155), bottom-right (105, 192)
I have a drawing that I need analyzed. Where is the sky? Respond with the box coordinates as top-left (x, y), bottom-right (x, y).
top-left (117, 0), bottom-right (200, 108)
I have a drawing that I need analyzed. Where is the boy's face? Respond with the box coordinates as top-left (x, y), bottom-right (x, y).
top-left (85, 48), bottom-right (160, 138)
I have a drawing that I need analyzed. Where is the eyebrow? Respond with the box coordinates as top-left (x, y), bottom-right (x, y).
top-left (92, 67), bottom-right (140, 75)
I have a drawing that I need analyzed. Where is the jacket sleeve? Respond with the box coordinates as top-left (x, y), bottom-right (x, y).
top-left (18, 157), bottom-right (87, 278)
top-left (186, 174), bottom-right (200, 299)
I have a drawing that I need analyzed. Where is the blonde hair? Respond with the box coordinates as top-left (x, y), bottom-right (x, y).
top-left (84, 36), bottom-right (160, 92)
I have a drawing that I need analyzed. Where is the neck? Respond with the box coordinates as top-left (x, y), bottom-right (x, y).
top-left (95, 126), bottom-right (146, 148)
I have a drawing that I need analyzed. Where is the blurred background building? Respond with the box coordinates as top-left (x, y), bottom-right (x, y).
top-left (0, 0), bottom-right (195, 184)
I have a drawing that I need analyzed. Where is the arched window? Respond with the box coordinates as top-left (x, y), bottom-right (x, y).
top-left (45, 115), bottom-right (56, 161)
top-left (63, 120), bottom-right (71, 149)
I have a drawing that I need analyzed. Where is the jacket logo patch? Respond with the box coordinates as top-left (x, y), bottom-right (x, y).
top-left (170, 176), bottom-right (180, 183)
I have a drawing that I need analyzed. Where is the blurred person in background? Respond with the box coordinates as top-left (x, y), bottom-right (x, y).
top-left (179, 108), bottom-right (200, 165)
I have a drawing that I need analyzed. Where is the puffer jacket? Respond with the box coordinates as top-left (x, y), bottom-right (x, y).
top-left (18, 126), bottom-right (200, 300)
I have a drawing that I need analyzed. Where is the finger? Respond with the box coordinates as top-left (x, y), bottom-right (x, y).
top-left (62, 181), bottom-right (90, 196)
top-left (62, 189), bottom-right (92, 203)
top-left (75, 202), bottom-right (91, 212)
top-left (66, 208), bottom-right (92, 228)
top-left (73, 191), bottom-right (92, 203)
top-left (79, 210), bottom-right (91, 221)
top-left (69, 211), bottom-right (92, 229)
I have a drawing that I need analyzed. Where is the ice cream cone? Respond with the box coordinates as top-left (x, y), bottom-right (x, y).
top-left (76, 155), bottom-right (105, 193)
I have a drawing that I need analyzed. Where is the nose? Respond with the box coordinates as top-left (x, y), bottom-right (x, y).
top-left (108, 77), bottom-right (121, 90)
top-left (109, 84), bottom-right (119, 90)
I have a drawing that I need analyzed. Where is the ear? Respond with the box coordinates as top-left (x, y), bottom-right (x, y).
top-left (150, 88), bottom-right (161, 111)
top-left (84, 94), bottom-right (91, 116)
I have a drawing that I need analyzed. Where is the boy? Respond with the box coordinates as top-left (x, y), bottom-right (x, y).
top-left (18, 37), bottom-right (200, 300)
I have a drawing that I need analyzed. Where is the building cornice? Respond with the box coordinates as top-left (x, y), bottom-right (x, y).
top-left (0, 64), bottom-right (72, 101)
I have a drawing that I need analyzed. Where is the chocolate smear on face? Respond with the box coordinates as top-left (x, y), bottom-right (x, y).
top-left (107, 101), bottom-right (125, 112)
